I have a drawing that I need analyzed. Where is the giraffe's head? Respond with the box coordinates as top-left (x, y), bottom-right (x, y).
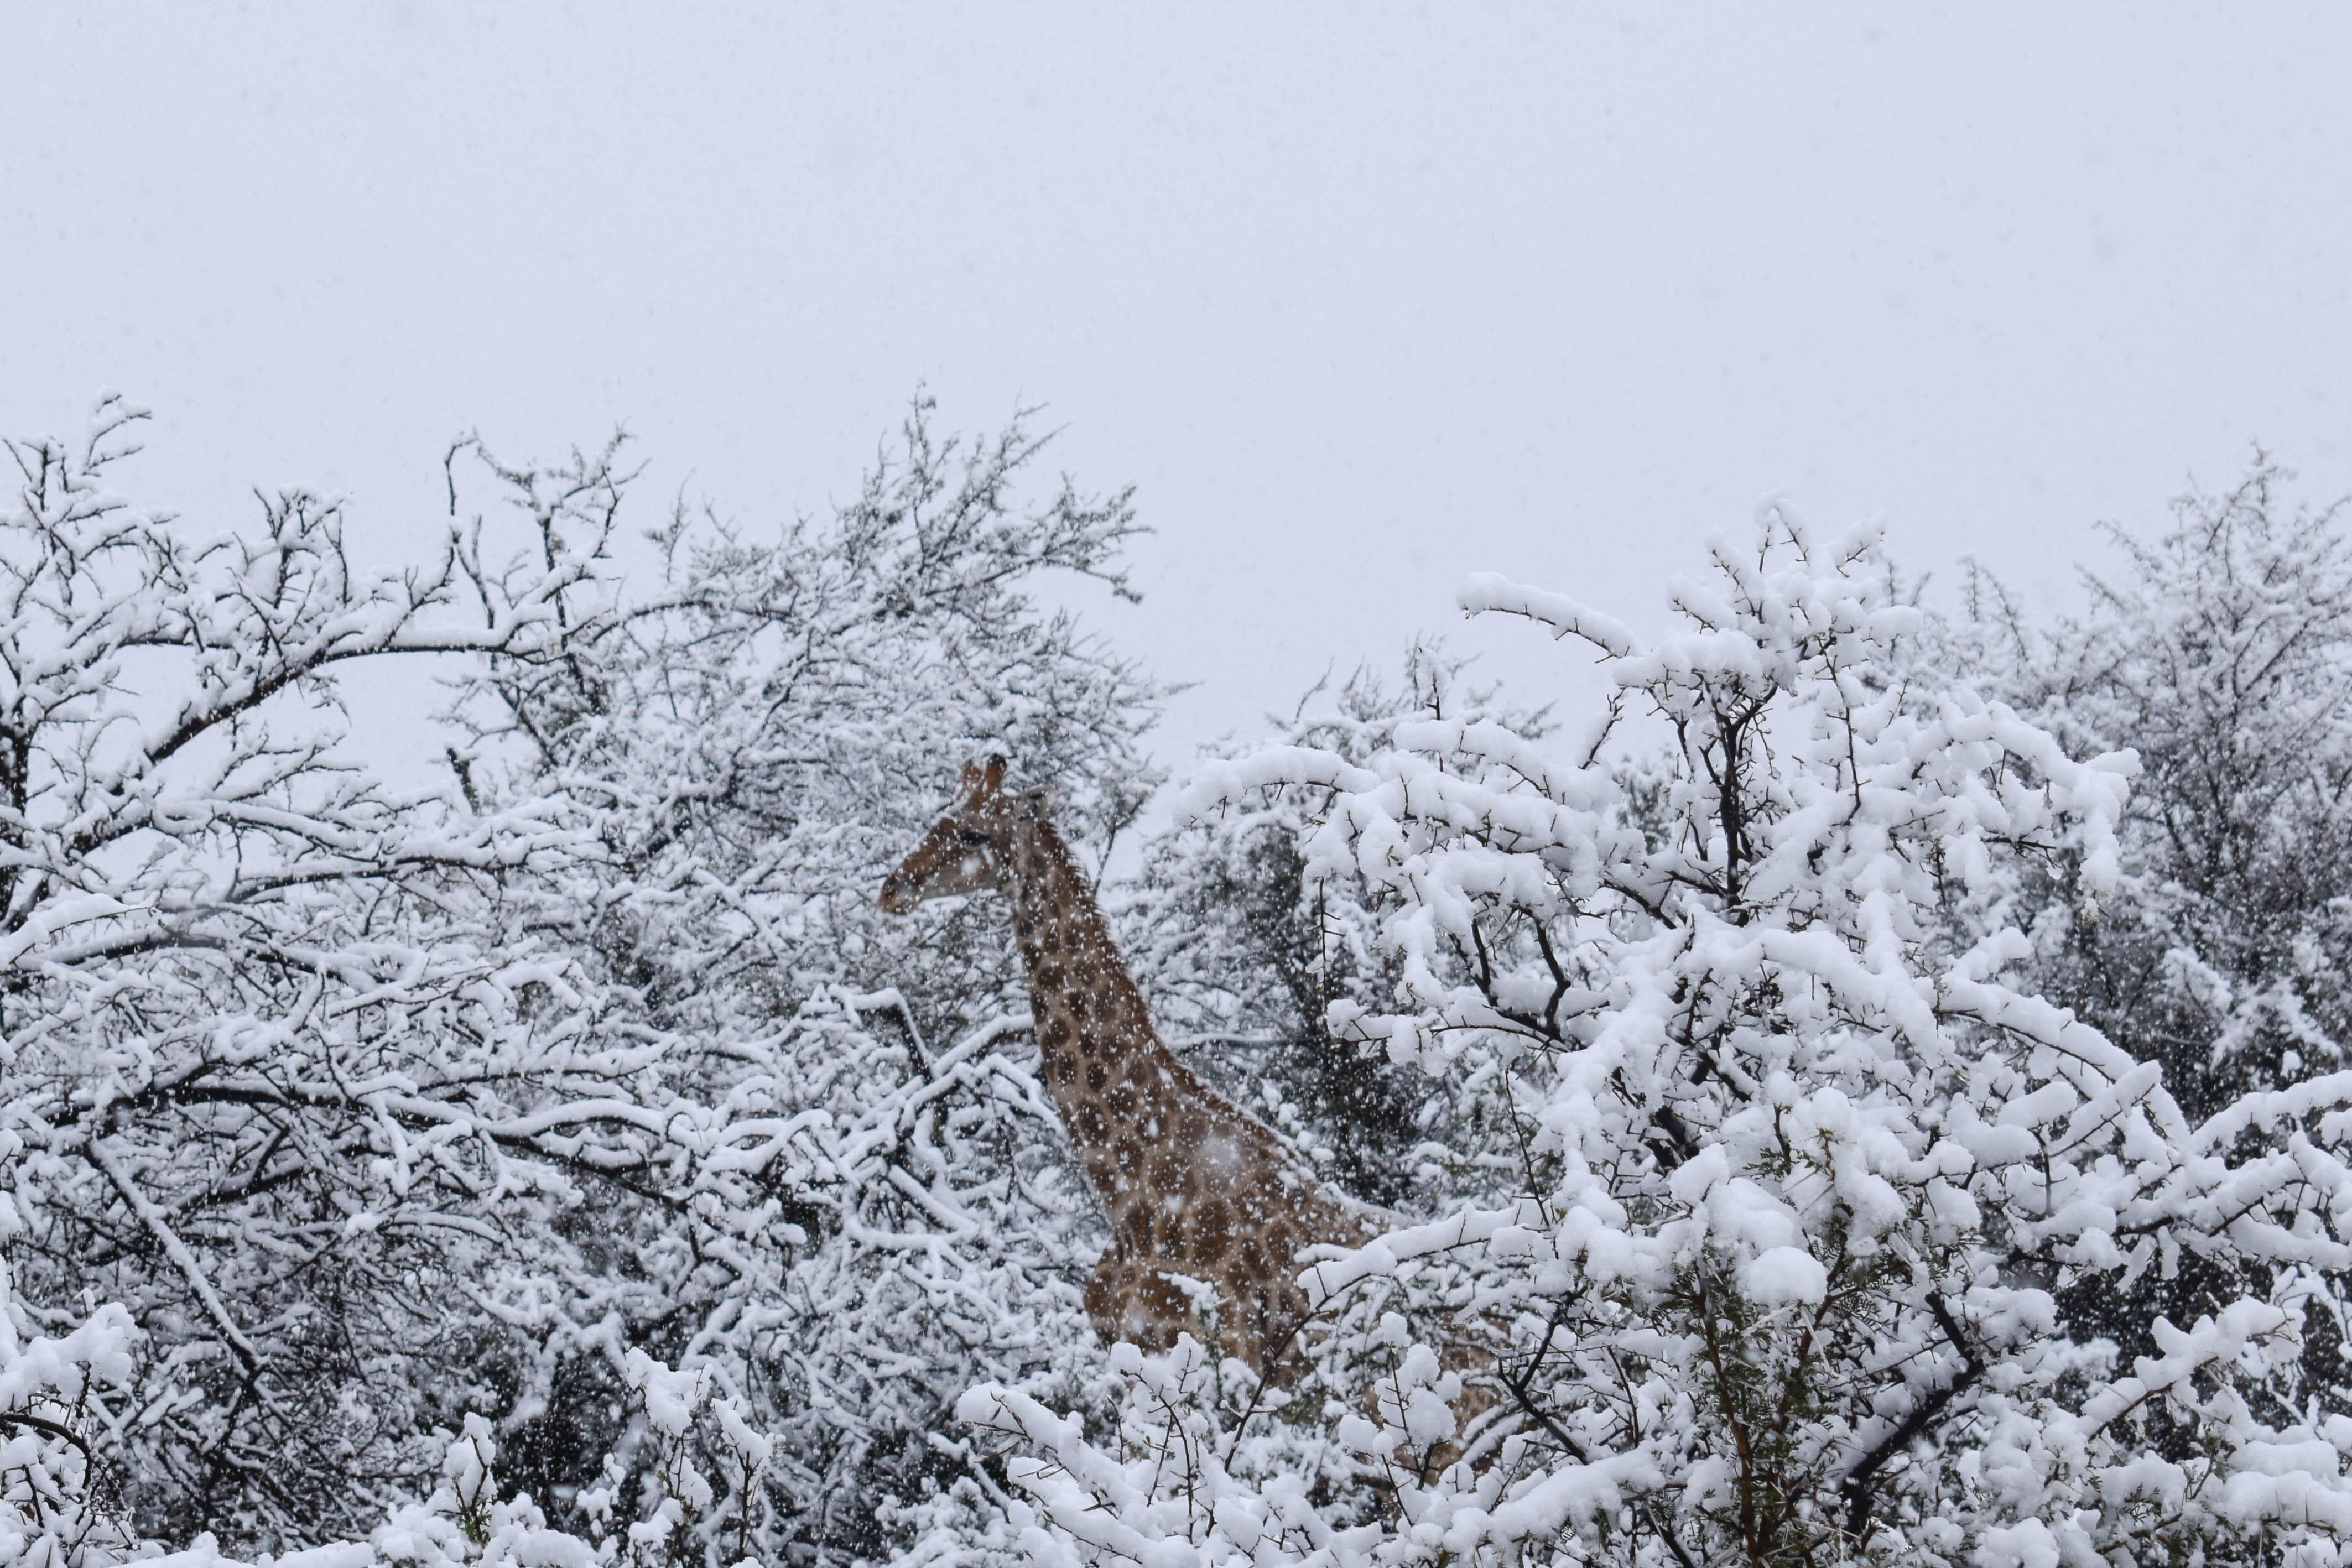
top-left (878, 755), bottom-right (1049, 913)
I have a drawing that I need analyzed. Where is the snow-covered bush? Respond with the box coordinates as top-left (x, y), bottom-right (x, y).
top-left (0, 1227), bottom-right (138, 1568)
top-left (0, 396), bottom-right (1152, 1561)
top-left (1958, 455), bottom-right (2352, 1122)
top-left (0, 1223), bottom-right (776, 1568)
top-left (1119, 650), bottom-right (1526, 1213)
top-left (1955, 457), bottom-right (2352, 1417)
top-left (0, 398), bottom-right (629, 1545)
top-left (445, 398), bottom-right (1157, 1561)
top-left (975, 513), bottom-right (2352, 1565)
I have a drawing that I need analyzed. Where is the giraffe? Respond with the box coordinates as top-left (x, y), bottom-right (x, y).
top-left (879, 755), bottom-right (1376, 1374)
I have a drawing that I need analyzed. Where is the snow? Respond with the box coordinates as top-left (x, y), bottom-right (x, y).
top-left (1741, 1247), bottom-right (1829, 1307)
top-left (20, 403), bottom-right (2352, 1566)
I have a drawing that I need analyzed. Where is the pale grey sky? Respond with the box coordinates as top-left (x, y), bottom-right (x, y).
top-left (7, 3), bottom-right (2351, 775)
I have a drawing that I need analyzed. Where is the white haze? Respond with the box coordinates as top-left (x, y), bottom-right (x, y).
top-left (6, 2), bottom-right (2350, 775)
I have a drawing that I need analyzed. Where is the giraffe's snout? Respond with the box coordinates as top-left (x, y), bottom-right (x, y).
top-left (878, 874), bottom-right (917, 914)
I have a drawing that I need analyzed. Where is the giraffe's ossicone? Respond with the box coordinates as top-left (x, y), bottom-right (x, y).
top-left (880, 755), bottom-right (1376, 1374)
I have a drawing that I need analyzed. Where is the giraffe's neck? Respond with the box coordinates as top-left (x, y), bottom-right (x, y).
top-left (1002, 818), bottom-right (1199, 1207)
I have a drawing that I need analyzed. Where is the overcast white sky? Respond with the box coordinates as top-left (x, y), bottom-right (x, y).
top-left (7, 3), bottom-right (2351, 779)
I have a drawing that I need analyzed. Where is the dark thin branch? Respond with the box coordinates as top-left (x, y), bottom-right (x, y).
top-left (1839, 1292), bottom-right (1980, 1545)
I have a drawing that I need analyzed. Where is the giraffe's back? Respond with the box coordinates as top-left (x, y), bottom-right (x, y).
top-left (1079, 1044), bottom-right (1375, 1371)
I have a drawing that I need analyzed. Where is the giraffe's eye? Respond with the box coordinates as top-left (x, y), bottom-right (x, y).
top-left (955, 828), bottom-right (991, 846)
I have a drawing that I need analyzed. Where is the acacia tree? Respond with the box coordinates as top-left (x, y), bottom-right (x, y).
top-left (1117, 650), bottom-right (1516, 1213)
top-left (1944, 455), bottom-right (2352, 1478)
top-left (460, 394), bottom-right (1159, 1047)
top-left (0, 398), bottom-right (647, 1544)
top-left (1956, 456), bottom-right (2352, 1126)
top-left (966, 514), bottom-right (2352, 1566)
top-left (433, 396), bottom-right (1161, 1562)
top-left (0, 396), bottom-right (1159, 1562)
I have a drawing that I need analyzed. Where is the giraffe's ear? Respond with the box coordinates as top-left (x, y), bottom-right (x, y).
top-left (1014, 784), bottom-right (1055, 822)
top-left (959, 754), bottom-right (1010, 803)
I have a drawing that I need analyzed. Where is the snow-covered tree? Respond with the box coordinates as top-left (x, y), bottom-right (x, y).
top-left (1119, 651), bottom-right (1519, 1213)
top-left (0, 398), bottom-right (638, 1545)
top-left (0, 395), bottom-right (1157, 1562)
top-left (1958, 455), bottom-right (2352, 1127)
top-left (426, 397), bottom-right (1162, 1562)
top-left (459, 394), bottom-right (1157, 1047)
top-left (970, 513), bottom-right (2352, 1566)
top-left (1950, 455), bottom-right (2352, 1461)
